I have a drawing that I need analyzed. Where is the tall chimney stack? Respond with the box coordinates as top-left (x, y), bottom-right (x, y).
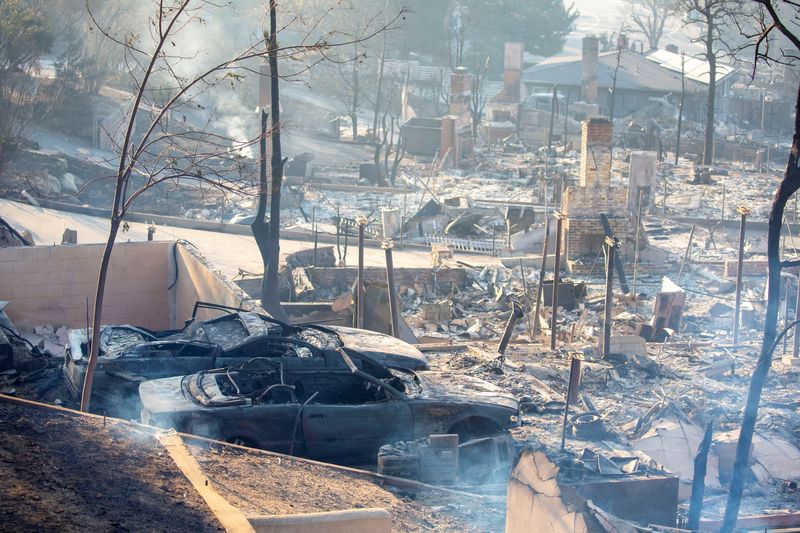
top-left (582, 36), bottom-right (599, 117)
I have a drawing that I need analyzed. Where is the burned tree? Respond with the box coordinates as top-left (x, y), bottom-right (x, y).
top-left (624, 0), bottom-right (677, 50)
top-left (0, 0), bottom-right (53, 179)
top-left (722, 1), bottom-right (800, 529)
top-left (677, 0), bottom-right (733, 166)
top-left (79, 0), bottom-right (399, 411)
top-left (470, 55), bottom-right (490, 139)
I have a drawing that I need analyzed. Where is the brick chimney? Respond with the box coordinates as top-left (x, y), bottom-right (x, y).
top-left (582, 36), bottom-right (599, 116)
top-left (449, 66), bottom-right (472, 116)
top-left (579, 117), bottom-right (612, 187)
top-left (502, 42), bottom-right (524, 102)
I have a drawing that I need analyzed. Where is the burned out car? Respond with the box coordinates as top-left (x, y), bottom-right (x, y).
top-left (140, 351), bottom-right (519, 464)
top-left (64, 302), bottom-right (428, 418)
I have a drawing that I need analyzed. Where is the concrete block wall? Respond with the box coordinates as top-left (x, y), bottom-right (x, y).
top-left (0, 241), bottom-right (171, 330)
top-left (579, 117), bottom-right (612, 187)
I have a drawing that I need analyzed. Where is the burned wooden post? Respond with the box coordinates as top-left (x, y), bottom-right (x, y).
top-left (601, 236), bottom-right (618, 358)
top-left (532, 216), bottom-right (551, 339)
top-left (688, 422), bottom-right (714, 531)
top-left (551, 212), bottom-right (564, 351)
top-left (498, 302), bottom-right (524, 357)
top-left (733, 206), bottom-right (750, 344)
top-left (561, 355), bottom-right (582, 450)
top-left (383, 240), bottom-right (400, 339)
top-left (356, 216), bottom-right (367, 329)
top-left (311, 207), bottom-right (318, 267)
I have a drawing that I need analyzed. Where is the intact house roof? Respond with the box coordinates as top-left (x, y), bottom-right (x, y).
top-left (522, 49), bottom-right (736, 95)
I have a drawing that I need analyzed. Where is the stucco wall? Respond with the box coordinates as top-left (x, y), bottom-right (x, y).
top-left (172, 244), bottom-right (253, 326)
top-left (0, 241), bottom-right (171, 330)
top-left (0, 241), bottom-right (252, 331)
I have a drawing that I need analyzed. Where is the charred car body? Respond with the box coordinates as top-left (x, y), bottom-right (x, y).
top-left (140, 350), bottom-right (520, 464)
top-left (64, 302), bottom-right (428, 418)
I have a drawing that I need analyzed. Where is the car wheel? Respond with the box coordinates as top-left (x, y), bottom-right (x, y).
top-left (225, 436), bottom-right (258, 448)
top-left (448, 417), bottom-right (501, 443)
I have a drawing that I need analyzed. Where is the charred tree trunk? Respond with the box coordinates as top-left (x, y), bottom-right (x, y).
top-left (703, 20), bottom-right (717, 166)
top-left (261, 0), bottom-right (288, 321)
top-left (252, 108), bottom-right (271, 290)
top-left (80, 217), bottom-right (121, 411)
top-left (721, 83), bottom-right (800, 531)
top-left (675, 55), bottom-right (685, 166)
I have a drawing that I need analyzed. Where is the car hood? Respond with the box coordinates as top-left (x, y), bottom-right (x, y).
top-left (139, 376), bottom-right (196, 414)
top-left (415, 372), bottom-right (518, 411)
top-left (326, 326), bottom-right (429, 370)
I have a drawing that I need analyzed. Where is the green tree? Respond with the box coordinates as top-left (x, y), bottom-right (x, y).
top-left (0, 0), bottom-right (54, 177)
top-left (461, 0), bottom-right (578, 72)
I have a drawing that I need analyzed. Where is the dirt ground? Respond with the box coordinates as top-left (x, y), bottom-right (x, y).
top-left (187, 440), bottom-right (507, 532)
top-left (0, 400), bottom-right (221, 532)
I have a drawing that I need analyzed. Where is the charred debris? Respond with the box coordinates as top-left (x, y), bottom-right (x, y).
top-left (3, 26), bottom-right (800, 533)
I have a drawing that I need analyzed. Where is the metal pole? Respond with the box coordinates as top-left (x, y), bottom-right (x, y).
top-left (733, 207), bottom-right (749, 344)
top-left (794, 275), bottom-right (800, 358)
top-left (383, 240), bottom-right (400, 338)
top-left (602, 236), bottom-right (617, 357)
top-left (498, 302), bottom-right (524, 357)
top-left (561, 356), bottom-right (581, 451)
top-left (677, 225), bottom-right (696, 284)
top-left (356, 216), bottom-right (367, 329)
top-left (632, 190), bottom-right (643, 312)
top-left (550, 213), bottom-right (563, 351)
top-left (532, 216), bottom-right (550, 339)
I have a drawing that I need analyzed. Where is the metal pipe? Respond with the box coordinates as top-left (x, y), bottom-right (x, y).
top-left (311, 207), bottom-right (318, 267)
top-left (602, 236), bottom-right (617, 357)
top-left (550, 213), bottom-right (564, 351)
top-left (356, 216), bottom-right (367, 329)
top-left (383, 241), bottom-right (400, 338)
top-left (733, 207), bottom-right (749, 344)
top-left (532, 216), bottom-right (550, 339)
top-left (498, 302), bottom-right (524, 357)
top-left (632, 190), bottom-right (643, 312)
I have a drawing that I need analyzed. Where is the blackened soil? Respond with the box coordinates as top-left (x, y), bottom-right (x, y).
top-left (0, 400), bottom-right (222, 532)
